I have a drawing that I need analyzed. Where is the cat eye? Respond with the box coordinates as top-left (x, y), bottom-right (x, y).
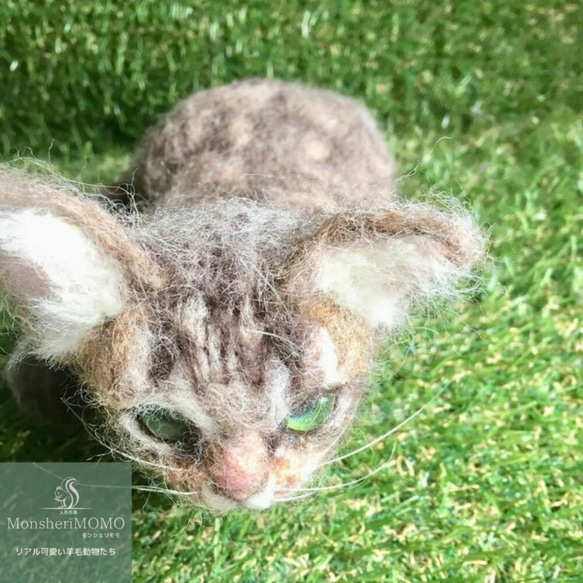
top-left (139, 409), bottom-right (192, 442)
top-left (285, 395), bottom-right (334, 432)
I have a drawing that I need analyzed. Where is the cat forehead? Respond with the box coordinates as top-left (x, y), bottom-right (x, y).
top-left (141, 295), bottom-right (287, 423)
top-left (178, 294), bottom-right (257, 339)
top-left (159, 357), bottom-right (292, 432)
top-left (135, 295), bottom-right (344, 425)
top-left (172, 294), bottom-right (342, 378)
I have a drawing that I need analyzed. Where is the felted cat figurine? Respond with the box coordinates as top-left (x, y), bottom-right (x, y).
top-left (0, 79), bottom-right (484, 510)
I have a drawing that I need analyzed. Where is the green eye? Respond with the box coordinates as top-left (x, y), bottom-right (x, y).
top-left (140, 409), bottom-right (191, 442)
top-left (285, 395), bottom-right (334, 432)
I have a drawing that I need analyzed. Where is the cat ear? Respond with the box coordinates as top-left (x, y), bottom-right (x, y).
top-left (286, 203), bottom-right (485, 329)
top-left (0, 167), bottom-right (158, 359)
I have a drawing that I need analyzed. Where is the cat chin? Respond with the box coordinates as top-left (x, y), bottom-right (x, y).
top-left (243, 474), bottom-right (278, 510)
top-left (200, 483), bottom-right (240, 512)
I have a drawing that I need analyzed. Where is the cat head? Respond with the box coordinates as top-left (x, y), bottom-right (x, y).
top-left (0, 168), bottom-right (484, 510)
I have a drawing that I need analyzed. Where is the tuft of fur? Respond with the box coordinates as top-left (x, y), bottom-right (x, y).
top-left (1, 79), bottom-right (485, 511)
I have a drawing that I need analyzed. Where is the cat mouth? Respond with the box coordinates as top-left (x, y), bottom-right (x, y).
top-left (201, 476), bottom-right (279, 510)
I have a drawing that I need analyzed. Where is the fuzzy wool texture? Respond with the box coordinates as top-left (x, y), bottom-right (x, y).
top-left (114, 78), bottom-right (398, 211)
top-left (1, 79), bottom-right (485, 510)
top-left (0, 209), bottom-right (126, 357)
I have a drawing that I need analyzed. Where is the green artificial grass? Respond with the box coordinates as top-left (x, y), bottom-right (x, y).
top-left (0, 1), bottom-right (581, 581)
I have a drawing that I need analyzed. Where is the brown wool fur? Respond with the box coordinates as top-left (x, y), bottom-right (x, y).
top-left (114, 78), bottom-right (398, 210)
top-left (0, 79), bottom-right (485, 511)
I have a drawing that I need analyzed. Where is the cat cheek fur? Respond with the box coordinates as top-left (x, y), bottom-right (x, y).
top-left (77, 309), bottom-right (153, 409)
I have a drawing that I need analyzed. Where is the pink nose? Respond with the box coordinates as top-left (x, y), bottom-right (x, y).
top-left (210, 437), bottom-right (268, 501)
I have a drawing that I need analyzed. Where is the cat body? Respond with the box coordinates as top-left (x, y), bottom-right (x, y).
top-left (0, 80), bottom-right (484, 510)
top-left (116, 78), bottom-right (398, 210)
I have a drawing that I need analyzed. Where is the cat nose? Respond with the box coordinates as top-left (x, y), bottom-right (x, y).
top-left (210, 436), bottom-right (268, 501)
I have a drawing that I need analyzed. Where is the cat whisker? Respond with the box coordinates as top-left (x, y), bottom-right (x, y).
top-left (273, 492), bottom-right (315, 502)
top-left (316, 423), bottom-right (355, 463)
top-left (281, 446), bottom-right (396, 494)
top-left (117, 451), bottom-right (187, 473)
top-left (131, 485), bottom-right (192, 496)
top-left (64, 401), bottom-right (188, 473)
top-left (130, 485), bottom-right (203, 501)
top-left (317, 383), bottom-right (449, 469)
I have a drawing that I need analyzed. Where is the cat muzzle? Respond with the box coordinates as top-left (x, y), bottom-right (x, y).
top-left (209, 437), bottom-right (270, 502)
